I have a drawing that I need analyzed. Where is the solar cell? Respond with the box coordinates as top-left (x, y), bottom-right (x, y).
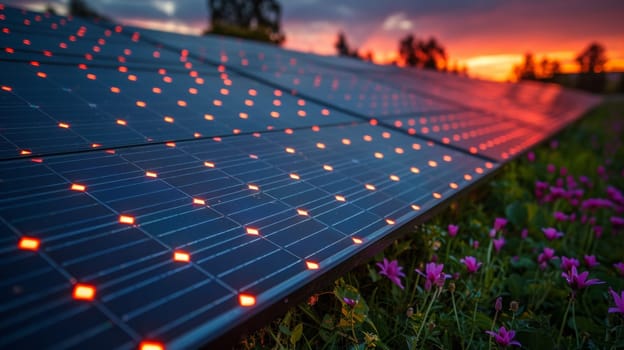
top-left (0, 4), bottom-right (601, 349)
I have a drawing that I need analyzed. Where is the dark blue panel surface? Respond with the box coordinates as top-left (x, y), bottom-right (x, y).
top-left (0, 4), bottom-right (601, 349)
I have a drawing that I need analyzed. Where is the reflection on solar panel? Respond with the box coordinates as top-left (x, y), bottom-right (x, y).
top-left (0, 5), bottom-right (600, 349)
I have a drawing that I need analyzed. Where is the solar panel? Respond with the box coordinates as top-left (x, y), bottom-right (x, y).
top-left (0, 4), bottom-right (601, 349)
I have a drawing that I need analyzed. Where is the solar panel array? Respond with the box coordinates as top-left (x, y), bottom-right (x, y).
top-left (0, 5), bottom-right (600, 349)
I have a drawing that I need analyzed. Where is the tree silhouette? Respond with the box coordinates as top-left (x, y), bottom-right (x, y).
top-left (399, 35), bottom-right (446, 71)
top-left (334, 32), bottom-right (359, 58)
top-left (513, 52), bottom-right (537, 81)
top-left (206, 0), bottom-right (284, 45)
top-left (576, 42), bottom-right (607, 93)
top-left (69, 0), bottom-right (108, 21)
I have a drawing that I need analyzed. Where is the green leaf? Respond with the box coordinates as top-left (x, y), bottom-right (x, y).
top-left (505, 201), bottom-right (527, 228)
top-left (290, 323), bottom-right (303, 345)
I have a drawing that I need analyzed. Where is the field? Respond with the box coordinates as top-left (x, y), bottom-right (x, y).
top-left (241, 100), bottom-right (624, 349)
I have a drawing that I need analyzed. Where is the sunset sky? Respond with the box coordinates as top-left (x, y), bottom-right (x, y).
top-left (7, 0), bottom-right (624, 81)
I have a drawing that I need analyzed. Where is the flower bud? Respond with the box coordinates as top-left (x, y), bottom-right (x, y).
top-left (510, 301), bottom-right (519, 313)
top-left (495, 296), bottom-right (503, 312)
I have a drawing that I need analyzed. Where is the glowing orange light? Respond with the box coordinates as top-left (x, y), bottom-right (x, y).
top-left (162, 116), bottom-right (174, 123)
top-left (335, 195), bottom-right (346, 202)
top-left (173, 251), bottom-right (190, 262)
top-left (285, 147), bottom-right (295, 154)
top-left (395, 147), bottom-right (404, 154)
top-left (213, 100), bottom-right (222, 107)
top-left (249, 154), bottom-right (258, 159)
top-left (73, 284), bottom-right (96, 300)
top-left (321, 109), bottom-right (330, 116)
top-left (428, 160), bottom-right (438, 167)
top-left (412, 143), bottom-right (421, 150)
top-left (390, 175), bottom-right (400, 182)
top-left (464, 174), bottom-right (473, 181)
top-left (165, 142), bottom-right (175, 148)
top-left (411, 204), bottom-right (421, 211)
top-left (194, 132), bottom-right (201, 138)
top-left (18, 237), bottom-right (40, 251)
top-left (363, 135), bottom-right (372, 142)
top-left (381, 132), bottom-right (391, 139)
top-left (315, 143), bottom-right (326, 150)
top-left (297, 209), bottom-right (309, 216)
top-left (306, 261), bottom-right (320, 270)
top-left (385, 218), bottom-right (395, 225)
top-left (342, 138), bottom-right (351, 145)
top-left (146, 171), bottom-right (157, 178)
top-left (219, 88), bottom-right (229, 95)
top-left (443, 155), bottom-right (452, 162)
top-left (244, 99), bottom-right (254, 106)
top-left (289, 173), bottom-right (300, 180)
top-left (37, 72), bottom-right (47, 78)
top-left (374, 152), bottom-right (384, 159)
top-left (239, 293), bottom-right (256, 307)
top-left (20, 149), bottom-right (32, 155)
top-left (204, 114), bottom-right (214, 121)
top-left (116, 119), bottom-right (127, 126)
top-left (31, 158), bottom-right (43, 163)
top-left (410, 167), bottom-right (420, 174)
top-left (248, 184), bottom-right (259, 191)
top-left (163, 76), bottom-right (172, 83)
top-left (177, 100), bottom-right (187, 107)
top-left (352, 237), bottom-right (363, 244)
top-left (86, 73), bottom-right (96, 80)
top-left (136, 100), bottom-right (146, 108)
top-left (188, 87), bottom-right (198, 95)
top-left (239, 112), bottom-right (248, 119)
top-left (119, 215), bottom-right (135, 225)
top-left (105, 150), bottom-right (116, 155)
top-left (57, 122), bottom-right (70, 129)
top-left (1, 85), bottom-right (12, 92)
top-left (91, 143), bottom-right (101, 148)
top-left (246, 227), bottom-right (259, 236)
top-left (433, 192), bottom-right (442, 199)
top-left (139, 341), bottom-right (164, 350)
top-left (204, 161), bottom-right (215, 168)
top-left (297, 110), bottom-right (306, 117)
top-left (110, 86), bottom-right (120, 93)
top-left (71, 184), bottom-right (86, 192)
top-left (475, 167), bottom-right (484, 174)
top-left (193, 198), bottom-right (206, 205)
top-left (270, 111), bottom-right (279, 118)
top-left (118, 66), bottom-right (128, 73)
top-left (323, 164), bottom-right (333, 171)
top-left (365, 184), bottom-right (376, 191)
top-left (485, 162), bottom-right (494, 169)
top-left (312, 125), bottom-right (320, 132)
top-left (449, 182), bottom-right (459, 189)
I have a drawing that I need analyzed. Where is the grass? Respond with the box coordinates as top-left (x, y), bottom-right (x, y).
top-left (239, 100), bottom-right (624, 349)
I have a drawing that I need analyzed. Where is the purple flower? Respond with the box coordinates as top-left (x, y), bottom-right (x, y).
top-left (460, 256), bottom-right (482, 273)
top-left (521, 228), bottom-right (528, 239)
top-left (472, 240), bottom-right (479, 249)
top-left (416, 262), bottom-right (450, 291)
top-left (593, 226), bottom-right (603, 238)
top-left (376, 258), bottom-right (406, 289)
top-left (553, 211), bottom-right (568, 222)
top-left (561, 266), bottom-right (604, 291)
top-left (495, 296), bottom-right (503, 312)
top-left (537, 247), bottom-right (558, 270)
top-left (583, 255), bottom-right (599, 268)
top-left (493, 237), bottom-right (505, 253)
top-left (607, 186), bottom-right (624, 206)
top-left (611, 216), bottom-right (624, 228)
top-left (547, 164), bottom-right (556, 173)
top-left (597, 165), bottom-right (607, 179)
top-left (608, 289), bottom-right (624, 314)
top-left (343, 297), bottom-right (357, 306)
top-left (493, 217), bottom-right (508, 231)
top-left (485, 326), bottom-right (521, 347)
top-left (560, 167), bottom-right (568, 176)
top-left (561, 256), bottom-right (580, 272)
top-left (542, 227), bottom-right (564, 241)
top-left (581, 198), bottom-right (613, 211)
top-left (614, 262), bottom-right (624, 276)
top-left (448, 224), bottom-right (459, 237)
top-left (527, 151), bottom-right (535, 162)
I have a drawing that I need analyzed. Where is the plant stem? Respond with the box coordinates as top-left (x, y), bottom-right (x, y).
top-left (466, 290), bottom-right (480, 350)
top-left (557, 296), bottom-right (574, 348)
top-left (488, 310), bottom-right (499, 350)
top-left (450, 290), bottom-right (465, 350)
top-left (414, 288), bottom-right (439, 350)
top-left (572, 299), bottom-right (579, 348)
